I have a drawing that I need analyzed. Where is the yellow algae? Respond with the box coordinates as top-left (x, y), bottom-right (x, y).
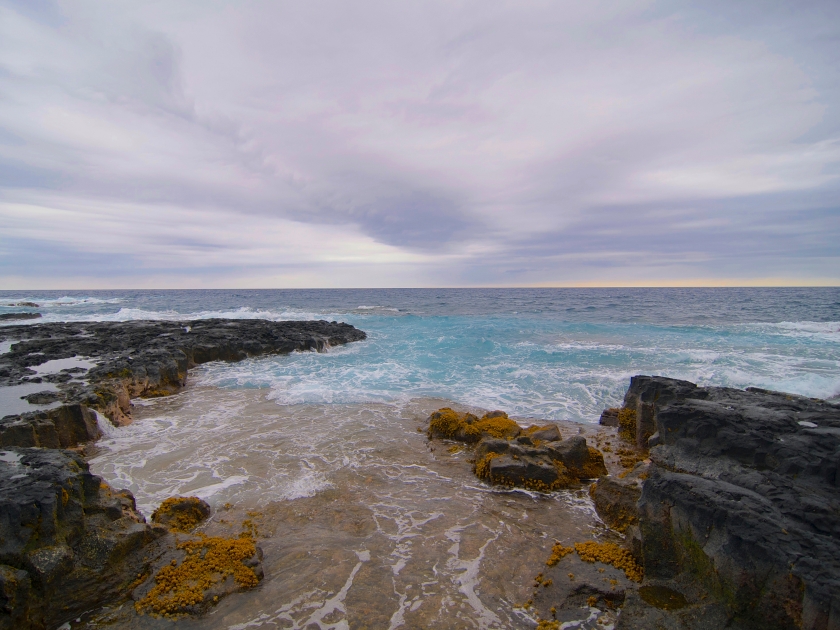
top-left (474, 452), bottom-right (502, 480)
top-left (135, 529), bottom-right (259, 617)
top-left (61, 488), bottom-right (69, 507)
top-left (616, 447), bottom-right (647, 470)
top-left (429, 408), bottom-right (519, 441)
top-left (546, 543), bottom-right (574, 567)
top-left (537, 621), bottom-right (560, 630)
top-left (471, 413), bottom-right (520, 439)
top-left (577, 447), bottom-right (608, 479)
top-left (447, 444), bottom-right (463, 454)
top-left (587, 595), bottom-right (598, 607)
top-left (428, 408), bottom-right (465, 438)
top-left (617, 408), bottom-right (637, 442)
top-left (574, 541), bottom-right (643, 582)
top-left (152, 497), bottom-right (209, 533)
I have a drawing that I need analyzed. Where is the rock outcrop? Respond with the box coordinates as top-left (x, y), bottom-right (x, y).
top-left (426, 408), bottom-right (607, 491)
top-left (0, 318), bottom-right (361, 628)
top-left (590, 376), bottom-right (840, 630)
top-left (0, 319), bottom-right (366, 426)
top-left (0, 447), bottom-right (164, 629)
top-left (0, 405), bottom-right (101, 449)
top-left (474, 434), bottom-right (607, 491)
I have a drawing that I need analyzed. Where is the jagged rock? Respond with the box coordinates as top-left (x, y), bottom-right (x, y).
top-left (532, 553), bottom-right (634, 625)
top-left (599, 407), bottom-right (620, 426)
top-left (0, 447), bottom-right (166, 629)
top-left (519, 424), bottom-right (563, 443)
top-left (0, 404), bottom-right (101, 449)
top-left (151, 496), bottom-right (211, 532)
top-left (427, 408), bottom-right (521, 443)
top-left (616, 376), bottom-right (840, 630)
top-left (19, 391), bottom-right (60, 405)
top-left (589, 461), bottom-right (649, 534)
top-left (0, 319), bottom-right (366, 426)
top-left (474, 435), bottom-right (607, 491)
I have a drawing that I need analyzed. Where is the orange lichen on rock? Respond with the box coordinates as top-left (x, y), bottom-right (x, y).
top-left (152, 497), bottom-right (211, 533)
top-left (546, 543), bottom-right (574, 567)
top-left (135, 529), bottom-right (260, 616)
top-left (428, 408), bottom-right (520, 442)
top-left (574, 541), bottom-right (643, 582)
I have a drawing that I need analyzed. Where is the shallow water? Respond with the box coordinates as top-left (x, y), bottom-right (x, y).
top-left (88, 378), bottom-right (616, 629)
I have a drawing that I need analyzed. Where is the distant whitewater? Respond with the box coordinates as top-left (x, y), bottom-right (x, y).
top-left (2, 288), bottom-right (838, 417)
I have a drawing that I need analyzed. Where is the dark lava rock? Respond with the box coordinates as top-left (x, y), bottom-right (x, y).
top-left (0, 447), bottom-right (166, 629)
top-left (612, 376), bottom-right (840, 630)
top-left (590, 461), bottom-right (649, 535)
top-left (0, 404), bottom-right (101, 449)
top-left (19, 391), bottom-right (60, 405)
top-left (474, 434), bottom-right (607, 491)
top-left (0, 319), bottom-right (366, 426)
top-left (532, 553), bottom-right (634, 626)
top-left (599, 407), bottom-right (620, 426)
top-left (0, 313), bottom-right (40, 321)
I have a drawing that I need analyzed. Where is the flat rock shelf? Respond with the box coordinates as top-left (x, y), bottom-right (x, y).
top-left (0, 319), bottom-right (367, 429)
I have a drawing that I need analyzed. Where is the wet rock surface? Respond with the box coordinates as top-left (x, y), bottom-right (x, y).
top-left (0, 319), bottom-right (360, 628)
top-left (0, 449), bottom-right (263, 629)
top-left (0, 319), bottom-right (366, 425)
top-left (426, 408), bottom-right (607, 491)
top-left (0, 404), bottom-right (101, 449)
top-left (589, 460), bottom-right (649, 534)
top-left (474, 434), bottom-right (607, 491)
top-left (602, 376), bottom-right (840, 630)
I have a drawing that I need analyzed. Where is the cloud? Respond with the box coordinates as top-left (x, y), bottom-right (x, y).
top-left (0, 0), bottom-right (838, 287)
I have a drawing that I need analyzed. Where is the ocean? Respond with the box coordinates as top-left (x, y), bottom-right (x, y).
top-left (2, 287), bottom-right (839, 629)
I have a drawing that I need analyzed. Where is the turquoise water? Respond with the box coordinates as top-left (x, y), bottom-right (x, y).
top-left (2, 288), bottom-right (839, 420)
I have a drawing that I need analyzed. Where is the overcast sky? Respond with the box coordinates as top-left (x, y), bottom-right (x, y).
top-left (1, 0), bottom-right (838, 288)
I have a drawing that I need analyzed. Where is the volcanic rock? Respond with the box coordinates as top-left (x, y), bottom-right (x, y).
top-left (0, 447), bottom-right (165, 629)
top-left (0, 404), bottom-right (101, 449)
top-left (474, 434), bottom-right (607, 491)
top-left (0, 319), bottom-right (366, 426)
top-left (610, 376), bottom-right (840, 630)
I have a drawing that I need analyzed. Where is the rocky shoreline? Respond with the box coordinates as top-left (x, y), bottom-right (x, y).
top-left (2, 316), bottom-right (838, 629)
top-left (0, 318), bottom-right (366, 430)
top-left (423, 377), bottom-right (840, 630)
top-left (0, 319), bottom-right (367, 629)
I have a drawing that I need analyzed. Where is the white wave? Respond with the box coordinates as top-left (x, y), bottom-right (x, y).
top-left (28, 305), bottom-right (348, 324)
top-left (94, 410), bottom-right (122, 439)
top-left (743, 320), bottom-right (840, 341)
top-left (277, 472), bottom-right (333, 500)
top-left (190, 475), bottom-right (250, 500)
top-left (1, 296), bottom-right (122, 307)
top-left (356, 305), bottom-right (400, 312)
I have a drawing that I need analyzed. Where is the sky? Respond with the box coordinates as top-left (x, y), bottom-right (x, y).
top-left (0, 0), bottom-right (838, 289)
